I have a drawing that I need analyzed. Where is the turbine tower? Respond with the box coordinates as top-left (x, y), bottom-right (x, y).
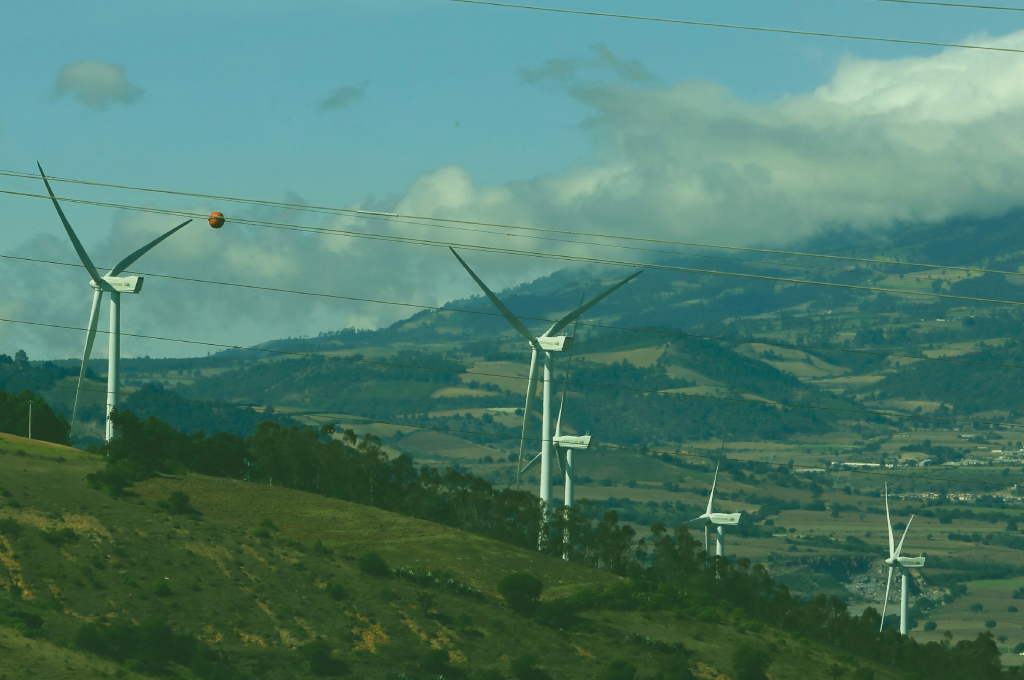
top-left (879, 484), bottom-right (926, 636)
top-left (39, 164), bottom-right (192, 441)
top-left (508, 317), bottom-right (592, 510)
top-left (684, 463), bottom-right (741, 558)
top-left (450, 248), bottom-right (640, 519)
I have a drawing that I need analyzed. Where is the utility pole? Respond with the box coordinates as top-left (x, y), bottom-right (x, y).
top-left (28, 402), bottom-right (32, 439)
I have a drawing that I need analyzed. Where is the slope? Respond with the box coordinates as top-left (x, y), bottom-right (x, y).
top-left (0, 443), bottom-right (908, 680)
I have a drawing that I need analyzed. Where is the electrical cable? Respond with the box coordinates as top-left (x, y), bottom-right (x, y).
top-left (6, 188), bottom-right (1024, 310)
top-left (5, 167), bottom-right (1024, 280)
top-left (3, 373), bottom-right (1020, 491)
top-left (440, 0), bottom-right (1024, 54)
top-left (869, 0), bottom-right (1024, 12)
top-left (7, 251), bottom-right (1024, 375)
top-left (4, 314), bottom-right (1023, 434)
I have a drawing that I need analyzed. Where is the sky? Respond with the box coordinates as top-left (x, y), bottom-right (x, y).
top-left (3, 0), bottom-right (1024, 360)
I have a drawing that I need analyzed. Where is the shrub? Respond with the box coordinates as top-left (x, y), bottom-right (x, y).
top-left (259, 519), bottom-right (278, 530)
top-left (151, 579), bottom-right (172, 597)
top-left (0, 516), bottom-right (23, 536)
top-left (74, 618), bottom-right (198, 675)
top-left (534, 601), bottom-right (576, 629)
top-left (327, 583), bottom-right (346, 601)
top-left (358, 552), bottom-right (390, 578)
top-left (166, 491), bottom-right (198, 515)
top-left (40, 527), bottom-right (78, 546)
top-left (499, 573), bottom-right (543, 617)
top-left (851, 668), bottom-right (875, 680)
top-left (605, 659), bottom-right (637, 680)
top-left (1010, 606), bottom-right (1018, 613)
top-left (301, 640), bottom-right (349, 676)
top-left (733, 642), bottom-right (772, 680)
top-left (924, 621), bottom-right (937, 631)
top-left (985, 620), bottom-right (996, 629)
top-left (252, 528), bottom-right (271, 539)
top-left (421, 649), bottom-right (466, 678)
top-left (1015, 643), bottom-right (1024, 654)
top-left (969, 603), bottom-right (984, 613)
top-left (510, 655), bottom-right (551, 680)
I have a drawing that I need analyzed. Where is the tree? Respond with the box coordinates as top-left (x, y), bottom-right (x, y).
top-left (605, 659), bottom-right (637, 680)
top-left (499, 573), bottom-right (543, 617)
top-left (733, 642), bottom-right (771, 680)
top-left (826, 662), bottom-right (846, 680)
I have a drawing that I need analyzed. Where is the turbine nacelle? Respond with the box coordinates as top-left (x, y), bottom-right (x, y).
top-left (686, 512), bottom-right (742, 528)
top-left (553, 434), bottom-right (591, 449)
top-left (537, 335), bottom-right (572, 352)
top-left (886, 556), bottom-right (926, 568)
top-left (90, 275), bottom-right (144, 294)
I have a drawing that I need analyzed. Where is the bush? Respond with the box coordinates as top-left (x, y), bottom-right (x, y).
top-left (534, 601), bottom-right (576, 629)
top-left (1014, 643), bottom-right (1024, 654)
top-left (40, 528), bottom-right (78, 546)
top-left (851, 669), bottom-right (875, 680)
top-left (0, 516), bottom-right (23, 536)
top-left (151, 579), bottom-right (172, 597)
top-left (252, 528), bottom-right (271, 539)
top-left (924, 621), bottom-right (938, 631)
top-left (1010, 606), bottom-right (1018, 613)
top-left (327, 583), bottom-right (346, 601)
top-left (605, 659), bottom-right (637, 680)
top-left (499, 573), bottom-right (543, 617)
top-left (420, 648), bottom-right (466, 678)
top-left (969, 603), bottom-right (984, 613)
top-left (510, 655), bottom-right (551, 680)
top-left (358, 552), bottom-right (390, 578)
top-left (167, 491), bottom-right (198, 515)
top-left (984, 620), bottom-right (996, 629)
top-left (301, 640), bottom-right (349, 676)
top-left (74, 619), bottom-right (198, 675)
top-left (733, 642), bottom-right (772, 680)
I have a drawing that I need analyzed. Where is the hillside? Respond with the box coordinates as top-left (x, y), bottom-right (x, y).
top-left (0, 438), bottom-right (915, 680)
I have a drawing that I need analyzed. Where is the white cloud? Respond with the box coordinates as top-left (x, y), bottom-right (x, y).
top-left (54, 61), bottom-right (143, 111)
top-left (11, 34), bottom-right (1024, 359)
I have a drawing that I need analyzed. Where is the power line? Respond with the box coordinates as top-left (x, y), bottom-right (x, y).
top-left (8, 247), bottom-right (1024, 374)
top-left (3, 373), bottom-right (1019, 491)
top-left (870, 0), bottom-right (1024, 12)
top-left (5, 313), bottom-right (1023, 433)
top-left (441, 0), bottom-right (1024, 54)
top-left (6, 167), bottom-right (1024, 279)
top-left (6, 187), bottom-right (1024, 310)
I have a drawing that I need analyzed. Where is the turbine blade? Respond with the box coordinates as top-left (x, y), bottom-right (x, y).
top-left (543, 270), bottom-right (642, 337)
top-left (107, 219), bottom-right (192, 276)
top-left (894, 515), bottom-right (914, 559)
top-left (71, 289), bottom-right (103, 430)
top-left (514, 350), bottom-right (540, 490)
top-left (450, 248), bottom-right (539, 347)
top-left (554, 444), bottom-right (565, 478)
top-left (554, 297), bottom-right (583, 438)
top-left (706, 462), bottom-right (720, 515)
top-left (507, 452), bottom-right (543, 489)
top-left (38, 163), bottom-right (105, 287)
top-left (880, 566), bottom-right (894, 632)
top-left (885, 484), bottom-right (895, 558)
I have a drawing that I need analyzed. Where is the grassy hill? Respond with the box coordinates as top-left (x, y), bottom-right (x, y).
top-left (0, 437), bottom-right (912, 680)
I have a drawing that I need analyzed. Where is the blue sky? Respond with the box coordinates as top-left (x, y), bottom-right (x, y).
top-left (3, 0), bottom-right (1024, 359)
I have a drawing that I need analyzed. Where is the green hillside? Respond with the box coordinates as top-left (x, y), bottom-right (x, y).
top-left (0, 436), bottom-right (927, 680)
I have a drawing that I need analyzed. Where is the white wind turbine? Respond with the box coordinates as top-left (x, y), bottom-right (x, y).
top-left (506, 311), bottom-right (592, 510)
top-left (685, 463), bottom-right (741, 558)
top-left (879, 484), bottom-right (926, 636)
top-left (450, 248), bottom-right (640, 519)
top-left (39, 164), bottom-right (192, 441)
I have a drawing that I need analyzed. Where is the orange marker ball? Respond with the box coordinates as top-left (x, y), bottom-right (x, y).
top-left (208, 211), bottom-right (225, 229)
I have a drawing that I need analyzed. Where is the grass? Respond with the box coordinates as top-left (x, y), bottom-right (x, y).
top-left (0, 442), bottom-right (906, 679)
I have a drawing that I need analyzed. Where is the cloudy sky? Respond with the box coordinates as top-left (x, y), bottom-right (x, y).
top-left (2, 0), bottom-right (1024, 360)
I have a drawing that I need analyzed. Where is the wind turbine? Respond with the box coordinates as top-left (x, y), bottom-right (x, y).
top-left (38, 164), bottom-right (192, 441)
top-left (684, 463), bottom-right (741, 558)
top-left (450, 248), bottom-right (640, 520)
top-left (879, 484), bottom-right (926, 636)
top-left (506, 311), bottom-right (592, 510)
